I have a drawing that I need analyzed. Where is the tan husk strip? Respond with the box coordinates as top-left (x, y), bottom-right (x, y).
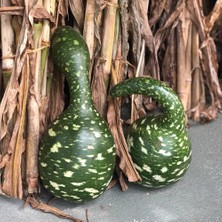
top-left (69, 0), bottom-right (84, 31)
top-left (83, 0), bottom-right (95, 61)
top-left (204, 0), bottom-right (222, 33)
top-left (191, 23), bottom-right (201, 121)
top-left (90, 0), bottom-right (119, 119)
top-left (108, 33), bottom-right (141, 186)
top-left (187, 0), bottom-right (222, 120)
top-left (1, 0), bottom-right (15, 89)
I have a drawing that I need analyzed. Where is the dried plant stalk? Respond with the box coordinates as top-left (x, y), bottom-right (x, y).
top-left (176, 21), bottom-right (186, 108)
top-left (26, 195), bottom-right (82, 222)
top-left (11, 58), bottom-right (29, 198)
top-left (162, 27), bottom-right (177, 89)
top-left (108, 32), bottom-right (141, 187)
top-left (0, 3), bottom-right (30, 198)
top-left (101, 0), bottom-right (118, 87)
top-left (26, 22), bottom-right (42, 194)
top-left (204, 0), bottom-right (222, 32)
top-left (190, 0), bottom-right (222, 102)
top-left (91, 0), bottom-right (118, 118)
top-left (184, 9), bottom-right (192, 115)
top-left (83, 0), bottom-right (95, 61)
top-left (191, 23), bottom-right (201, 121)
top-left (69, 0), bottom-right (84, 31)
top-left (1, 0), bottom-right (15, 88)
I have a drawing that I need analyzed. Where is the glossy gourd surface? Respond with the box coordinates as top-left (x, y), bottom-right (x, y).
top-left (39, 26), bottom-right (115, 202)
top-left (110, 77), bottom-right (192, 188)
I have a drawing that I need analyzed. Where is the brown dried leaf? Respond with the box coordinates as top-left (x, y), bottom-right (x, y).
top-left (91, 59), bottom-right (107, 118)
top-left (154, 1), bottom-right (183, 51)
top-left (11, 0), bottom-right (24, 6)
top-left (107, 99), bottom-right (141, 182)
top-left (200, 105), bottom-right (219, 123)
top-left (29, 2), bottom-right (55, 25)
top-left (26, 195), bottom-right (82, 222)
top-left (136, 0), bottom-right (154, 53)
top-left (161, 27), bottom-right (177, 89)
top-left (57, 0), bottom-right (69, 18)
top-left (119, 0), bottom-right (129, 62)
top-left (188, 0), bottom-right (222, 110)
top-left (149, 0), bottom-right (167, 27)
top-left (204, 0), bottom-right (222, 32)
top-left (69, 0), bottom-right (84, 30)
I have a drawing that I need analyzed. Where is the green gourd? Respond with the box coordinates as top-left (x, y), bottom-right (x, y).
top-left (110, 77), bottom-right (192, 188)
top-left (39, 26), bottom-right (115, 202)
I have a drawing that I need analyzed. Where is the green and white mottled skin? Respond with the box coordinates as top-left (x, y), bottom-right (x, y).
top-left (39, 26), bottom-right (115, 202)
top-left (110, 77), bottom-right (192, 188)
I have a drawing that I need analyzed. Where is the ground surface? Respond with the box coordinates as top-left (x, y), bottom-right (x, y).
top-left (0, 114), bottom-right (222, 222)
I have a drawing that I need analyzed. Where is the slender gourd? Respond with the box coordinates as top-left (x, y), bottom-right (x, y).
top-left (110, 77), bottom-right (192, 188)
top-left (39, 26), bottom-right (115, 202)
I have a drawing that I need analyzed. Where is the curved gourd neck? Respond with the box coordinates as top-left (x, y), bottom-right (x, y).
top-left (51, 26), bottom-right (93, 112)
top-left (65, 69), bottom-right (94, 112)
top-left (110, 77), bottom-right (185, 126)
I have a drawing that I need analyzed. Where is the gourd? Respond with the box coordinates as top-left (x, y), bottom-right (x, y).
top-left (39, 26), bottom-right (115, 202)
top-left (110, 77), bottom-right (192, 188)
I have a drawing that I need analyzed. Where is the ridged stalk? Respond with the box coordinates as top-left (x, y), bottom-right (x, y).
top-left (0, 0), bottom-right (15, 89)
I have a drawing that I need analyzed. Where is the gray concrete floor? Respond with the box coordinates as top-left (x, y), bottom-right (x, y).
top-left (0, 114), bottom-right (222, 222)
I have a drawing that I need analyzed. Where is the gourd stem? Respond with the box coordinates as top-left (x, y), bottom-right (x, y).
top-left (110, 77), bottom-right (185, 126)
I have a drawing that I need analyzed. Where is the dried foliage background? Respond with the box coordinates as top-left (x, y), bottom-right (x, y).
top-left (0, 0), bottom-right (222, 220)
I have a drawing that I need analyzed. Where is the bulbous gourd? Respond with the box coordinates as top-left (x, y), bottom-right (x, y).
top-left (110, 77), bottom-right (192, 188)
top-left (39, 26), bottom-right (115, 202)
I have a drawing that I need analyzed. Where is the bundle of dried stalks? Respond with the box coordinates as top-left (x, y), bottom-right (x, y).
top-left (0, 0), bottom-right (222, 221)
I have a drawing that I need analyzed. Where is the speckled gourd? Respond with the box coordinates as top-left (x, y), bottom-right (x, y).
top-left (39, 26), bottom-right (115, 202)
top-left (110, 77), bottom-right (192, 188)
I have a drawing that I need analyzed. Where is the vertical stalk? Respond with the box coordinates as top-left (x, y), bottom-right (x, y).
top-left (1, 0), bottom-right (15, 89)
top-left (11, 58), bottom-right (29, 198)
top-left (101, 0), bottom-right (118, 88)
top-left (184, 9), bottom-right (192, 116)
top-left (108, 31), bottom-right (141, 186)
top-left (26, 22), bottom-right (42, 194)
top-left (191, 23), bottom-right (201, 121)
top-left (41, 0), bottom-right (56, 96)
top-left (83, 0), bottom-right (95, 60)
top-left (131, 0), bottom-right (149, 124)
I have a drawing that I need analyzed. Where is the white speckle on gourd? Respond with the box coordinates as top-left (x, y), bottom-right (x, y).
top-left (141, 147), bottom-right (148, 154)
top-left (158, 149), bottom-right (171, 156)
top-left (73, 124), bottom-right (81, 130)
top-left (87, 145), bottom-right (94, 150)
top-left (40, 162), bottom-right (47, 167)
top-left (161, 166), bottom-right (168, 173)
top-left (88, 169), bottom-right (97, 173)
top-left (84, 188), bottom-right (99, 193)
top-left (77, 157), bottom-right (87, 166)
top-left (153, 175), bottom-right (166, 182)
top-left (49, 181), bottom-right (65, 190)
top-left (71, 182), bottom-right (86, 186)
top-left (48, 128), bottom-right (57, 137)
top-left (95, 153), bottom-right (104, 160)
top-left (50, 142), bottom-right (62, 153)
top-left (134, 164), bottom-right (143, 172)
top-left (93, 131), bottom-right (101, 138)
top-left (139, 137), bottom-right (145, 146)
top-left (107, 146), bottom-right (114, 153)
top-left (142, 164), bottom-right (152, 173)
top-left (64, 171), bottom-right (74, 177)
